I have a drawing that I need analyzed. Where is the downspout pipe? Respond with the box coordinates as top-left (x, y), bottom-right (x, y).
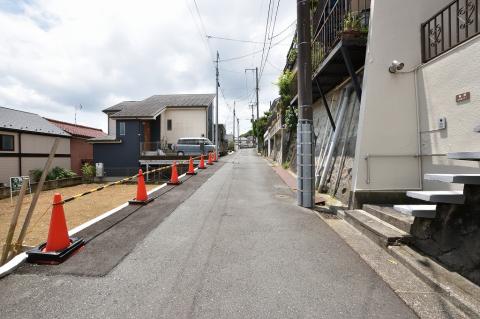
top-left (319, 86), bottom-right (353, 191)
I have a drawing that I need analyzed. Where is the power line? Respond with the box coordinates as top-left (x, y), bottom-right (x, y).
top-left (218, 31), bottom-right (293, 62)
top-left (259, 0), bottom-right (274, 80)
top-left (260, 0), bottom-right (281, 81)
top-left (206, 35), bottom-right (264, 44)
top-left (270, 19), bottom-right (296, 39)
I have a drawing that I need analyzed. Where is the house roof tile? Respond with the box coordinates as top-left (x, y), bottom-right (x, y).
top-left (46, 119), bottom-right (106, 138)
top-left (104, 94), bottom-right (215, 119)
top-left (0, 106), bottom-right (70, 136)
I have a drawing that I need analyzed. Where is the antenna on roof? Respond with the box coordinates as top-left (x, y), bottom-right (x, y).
top-left (75, 104), bottom-right (83, 125)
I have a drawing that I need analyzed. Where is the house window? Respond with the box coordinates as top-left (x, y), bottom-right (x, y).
top-left (119, 122), bottom-right (126, 136)
top-left (167, 119), bottom-right (172, 131)
top-left (0, 134), bottom-right (14, 151)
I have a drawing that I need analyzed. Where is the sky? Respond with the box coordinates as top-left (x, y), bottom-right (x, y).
top-left (0, 0), bottom-right (296, 135)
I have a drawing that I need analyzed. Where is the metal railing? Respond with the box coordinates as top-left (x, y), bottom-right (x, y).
top-left (421, 0), bottom-right (479, 62)
top-left (312, 0), bottom-right (370, 72)
top-left (139, 141), bottom-right (172, 156)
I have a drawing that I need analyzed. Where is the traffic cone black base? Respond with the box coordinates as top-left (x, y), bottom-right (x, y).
top-left (128, 197), bottom-right (154, 205)
top-left (26, 237), bottom-right (84, 265)
top-left (167, 180), bottom-right (183, 185)
top-left (186, 171), bottom-right (197, 175)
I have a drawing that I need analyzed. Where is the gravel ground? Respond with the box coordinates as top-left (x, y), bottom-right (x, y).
top-left (0, 183), bottom-right (156, 250)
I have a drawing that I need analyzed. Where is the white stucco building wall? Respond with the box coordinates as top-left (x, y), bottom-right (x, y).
top-left (161, 108), bottom-right (208, 144)
top-left (352, 0), bottom-right (455, 193)
top-left (417, 36), bottom-right (480, 190)
top-left (0, 130), bottom-right (71, 185)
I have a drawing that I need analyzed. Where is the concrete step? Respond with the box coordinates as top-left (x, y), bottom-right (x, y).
top-left (362, 204), bottom-right (414, 233)
top-left (424, 173), bottom-right (480, 185)
top-left (406, 190), bottom-right (465, 204)
top-left (393, 204), bottom-right (437, 218)
top-left (447, 152), bottom-right (480, 161)
top-left (344, 210), bottom-right (412, 247)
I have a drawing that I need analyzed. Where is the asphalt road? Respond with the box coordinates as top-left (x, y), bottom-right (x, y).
top-left (0, 149), bottom-right (417, 319)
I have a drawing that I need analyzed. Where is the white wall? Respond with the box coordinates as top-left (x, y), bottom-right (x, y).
top-left (161, 108), bottom-right (207, 144)
top-left (352, 0), bottom-right (453, 191)
top-left (417, 36), bottom-right (480, 190)
top-left (0, 158), bottom-right (19, 186)
top-left (108, 116), bottom-right (116, 137)
top-left (21, 157), bottom-right (71, 176)
top-left (21, 134), bottom-right (70, 154)
top-left (0, 131), bottom-right (71, 185)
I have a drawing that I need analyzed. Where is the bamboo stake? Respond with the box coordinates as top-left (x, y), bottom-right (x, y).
top-left (1, 178), bottom-right (29, 265)
top-left (14, 138), bottom-right (59, 253)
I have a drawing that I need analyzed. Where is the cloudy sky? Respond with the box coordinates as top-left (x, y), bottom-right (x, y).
top-left (0, 0), bottom-right (296, 134)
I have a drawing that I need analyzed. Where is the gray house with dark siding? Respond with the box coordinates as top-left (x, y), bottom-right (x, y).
top-left (90, 93), bottom-right (215, 177)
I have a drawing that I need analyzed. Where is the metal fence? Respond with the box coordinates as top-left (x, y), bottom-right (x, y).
top-left (139, 141), bottom-right (173, 156)
top-left (422, 0), bottom-right (479, 62)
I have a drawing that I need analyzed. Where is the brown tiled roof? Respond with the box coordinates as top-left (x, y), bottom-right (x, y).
top-left (46, 118), bottom-right (106, 138)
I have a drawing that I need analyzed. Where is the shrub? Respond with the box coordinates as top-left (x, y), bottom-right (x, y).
top-left (284, 106), bottom-right (298, 130)
top-left (81, 163), bottom-right (95, 178)
top-left (29, 169), bottom-right (43, 183)
top-left (46, 167), bottom-right (77, 181)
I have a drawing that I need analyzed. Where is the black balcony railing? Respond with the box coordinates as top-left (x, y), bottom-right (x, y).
top-left (422, 0), bottom-right (479, 62)
top-left (312, 0), bottom-right (370, 72)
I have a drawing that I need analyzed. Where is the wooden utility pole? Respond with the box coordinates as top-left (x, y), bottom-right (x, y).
top-left (14, 138), bottom-right (59, 253)
top-left (1, 179), bottom-right (29, 265)
top-left (296, 0), bottom-right (314, 208)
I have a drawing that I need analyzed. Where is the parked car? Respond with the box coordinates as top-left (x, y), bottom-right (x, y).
top-left (173, 137), bottom-right (216, 156)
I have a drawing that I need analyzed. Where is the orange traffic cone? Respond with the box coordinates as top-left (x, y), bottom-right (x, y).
top-left (129, 169), bottom-right (153, 205)
top-left (198, 154), bottom-right (206, 169)
top-left (26, 193), bottom-right (84, 264)
top-left (186, 157), bottom-right (197, 175)
top-left (207, 152), bottom-right (214, 165)
top-left (44, 193), bottom-right (71, 252)
top-left (213, 151), bottom-right (218, 162)
top-left (168, 161), bottom-right (182, 185)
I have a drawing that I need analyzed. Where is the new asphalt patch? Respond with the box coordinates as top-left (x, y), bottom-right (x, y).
top-left (16, 162), bottom-right (223, 277)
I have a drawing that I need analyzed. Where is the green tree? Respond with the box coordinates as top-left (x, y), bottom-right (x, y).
top-left (252, 111), bottom-right (272, 150)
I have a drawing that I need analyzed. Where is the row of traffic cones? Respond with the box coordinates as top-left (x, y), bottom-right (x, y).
top-left (26, 152), bottom-right (219, 265)
top-left (131, 152), bottom-right (218, 204)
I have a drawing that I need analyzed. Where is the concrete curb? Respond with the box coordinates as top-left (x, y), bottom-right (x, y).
top-left (0, 170), bottom-right (194, 279)
top-left (389, 245), bottom-right (480, 317)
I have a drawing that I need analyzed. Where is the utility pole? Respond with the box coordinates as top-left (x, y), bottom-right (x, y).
top-left (244, 68), bottom-right (259, 120)
top-left (255, 67), bottom-right (259, 120)
top-left (296, 0), bottom-right (314, 208)
top-left (215, 51), bottom-right (219, 158)
top-left (237, 117), bottom-right (240, 148)
top-left (233, 101), bottom-right (236, 150)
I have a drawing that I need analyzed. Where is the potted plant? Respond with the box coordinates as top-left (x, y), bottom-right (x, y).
top-left (341, 12), bottom-right (367, 39)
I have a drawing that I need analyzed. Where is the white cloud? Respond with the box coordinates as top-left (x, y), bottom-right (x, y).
top-left (0, 0), bottom-right (296, 134)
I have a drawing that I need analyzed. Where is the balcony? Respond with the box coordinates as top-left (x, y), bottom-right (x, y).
top-left (421, 0), bottom-right (480, 63)
top-left (140, 141), bottom-right (172, 157)
top-left (311, 0), bottom-right (370, 97)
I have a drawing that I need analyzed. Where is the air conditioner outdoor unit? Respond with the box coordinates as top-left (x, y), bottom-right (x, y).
top-left (95, 163), bottom-right (104, 177)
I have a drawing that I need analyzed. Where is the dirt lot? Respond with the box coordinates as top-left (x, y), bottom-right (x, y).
top-left (0, 183), bottom-right (156, 251)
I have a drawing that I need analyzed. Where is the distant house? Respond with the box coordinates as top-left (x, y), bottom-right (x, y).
top-left (47, 119), bottom-right (106, 174)
top-left (0, 107), bottom-right (71, 186)
top-left (90, 93), bottom-right (215, 177)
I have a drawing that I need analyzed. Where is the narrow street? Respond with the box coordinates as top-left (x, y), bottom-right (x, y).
top-left (0, 149), bottom-right (416, 318)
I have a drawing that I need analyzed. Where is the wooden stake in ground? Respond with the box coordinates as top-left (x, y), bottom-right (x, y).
top-left (1, 178), bottom-right (29, 265)
top-left (13, 138), bottom-right (59, 255)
